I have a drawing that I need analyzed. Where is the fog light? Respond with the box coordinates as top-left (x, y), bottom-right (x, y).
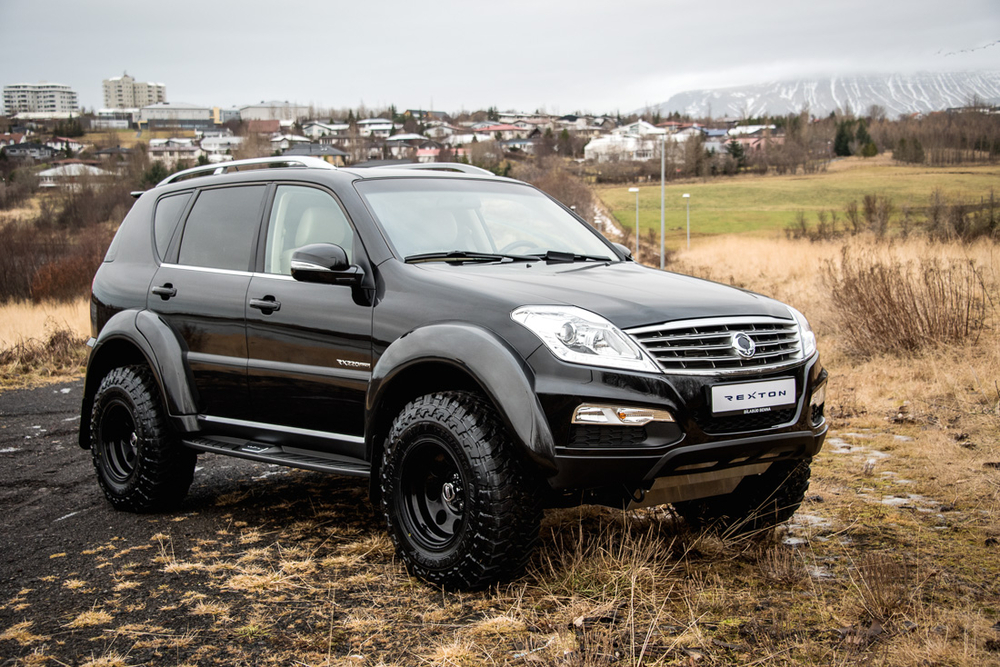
top-left (810, 382), bottom-right (827, 408)
top-left (572, 404), bottom-right (675, 426)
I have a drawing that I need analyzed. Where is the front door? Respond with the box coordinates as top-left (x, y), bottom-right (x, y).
top-left (245, 184), bottom-right (373, 455)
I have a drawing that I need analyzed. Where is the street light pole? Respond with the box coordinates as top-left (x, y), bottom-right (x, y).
top-left (628, 187), bottom-right (639, 257)
top-left (659, 135), bottom-right (665, 269)
top-left (682, 193), bottom-right (691, 250)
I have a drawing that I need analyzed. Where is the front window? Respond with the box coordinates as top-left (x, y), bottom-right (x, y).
top-left (356, 178), bottom-right (617, 261)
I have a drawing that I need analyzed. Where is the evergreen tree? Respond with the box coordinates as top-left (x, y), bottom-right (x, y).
top-left (726, 138), bottom-right (747, 169)
top-left (855, 120), bottom-right (872, 146)
top-left (834, 120), bottom-right (853, 156)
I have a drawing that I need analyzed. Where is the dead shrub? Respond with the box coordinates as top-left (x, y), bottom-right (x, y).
top-left (0, 323), bottom-right (88, 379)
top-left (823, 247), bottom-right (990, 356)
top-left (30, 225), bottom-right (115, 302)
top-left (848, 553), bottom-right (918, 623)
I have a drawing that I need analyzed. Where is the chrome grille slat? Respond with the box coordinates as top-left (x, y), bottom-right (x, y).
top-left (626, 316), bottom-right (803, 375)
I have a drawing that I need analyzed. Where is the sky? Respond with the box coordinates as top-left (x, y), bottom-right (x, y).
top-left (1, 0), bottom-right (998, 116)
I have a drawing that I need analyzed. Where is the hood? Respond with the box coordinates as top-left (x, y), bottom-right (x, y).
top-left (410, 260), bottom-right (791, 329)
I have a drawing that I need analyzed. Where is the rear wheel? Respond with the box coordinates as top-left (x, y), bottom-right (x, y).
top-left (381, 391), bottom-right (541, 589)
top-left (673, 459), bottom-right (811, 534)
top-left (90, 365), bottom-right (195, 512)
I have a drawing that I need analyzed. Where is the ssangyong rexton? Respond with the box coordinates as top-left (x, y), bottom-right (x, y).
top-left (80, 157), bottom-right (827, 588)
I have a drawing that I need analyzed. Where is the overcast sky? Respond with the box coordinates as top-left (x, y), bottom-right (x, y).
top-left (1, 0), bottom-right (997, 115)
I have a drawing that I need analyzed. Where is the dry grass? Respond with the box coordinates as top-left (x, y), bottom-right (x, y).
top-left (0, 297), bottom-right (90, 348)
top-left (0, 297), bottom-right (90, 386)
top-left (2, 236), bottom-right (999, 665)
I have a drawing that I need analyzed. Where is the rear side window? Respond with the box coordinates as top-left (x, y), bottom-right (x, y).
top-left (177, 186), bottom-right (266, 271)
top-left (153, 192), bottom-right (192, 260)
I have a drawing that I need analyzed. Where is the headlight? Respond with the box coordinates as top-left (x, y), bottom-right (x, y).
top-left (511, 306), bottom-right (659, 373)
top-left (787, 305), bottom-right (817, 359)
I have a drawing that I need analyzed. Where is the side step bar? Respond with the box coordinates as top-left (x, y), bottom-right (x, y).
top-left (183, 437), bottom-right (370, 478)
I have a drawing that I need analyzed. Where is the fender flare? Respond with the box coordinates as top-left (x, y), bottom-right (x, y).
top-left (79, 309), bottom-right (199, 447)
top-left (366, 323), bottom-right (556, 467)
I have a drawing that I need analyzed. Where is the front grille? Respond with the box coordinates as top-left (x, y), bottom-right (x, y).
top-left (568, 426), bottom-right (648, 448)
top-left (626, 316), bottom-right (802, 374)
top-left (699, 407), bottom-right (796, 434)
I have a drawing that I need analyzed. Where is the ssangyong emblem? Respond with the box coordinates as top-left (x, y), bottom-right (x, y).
top-left (731, 332), bottom-right (756, 359)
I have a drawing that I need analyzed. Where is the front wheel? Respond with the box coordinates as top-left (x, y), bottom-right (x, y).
top-left (673, 459), bottom-right (812, 534)
top-left (381, 391), bottom-right (541, 589)
top-left (90, 365), bottom-right (195, 512)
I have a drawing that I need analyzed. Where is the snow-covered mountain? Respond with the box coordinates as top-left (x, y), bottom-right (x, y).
top-left (648, 72), bottom-right (1000, 119)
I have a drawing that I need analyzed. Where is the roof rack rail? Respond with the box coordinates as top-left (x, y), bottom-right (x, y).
top-left (368, 162), bottom-right (495, 176)
top-left (156, 156), bottom-right (335, 188)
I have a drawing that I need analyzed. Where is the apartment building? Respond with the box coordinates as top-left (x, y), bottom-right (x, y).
top-left (103, 72), bottom-right (166, 109)
top-left (3, 82), bottom-right (79, 115)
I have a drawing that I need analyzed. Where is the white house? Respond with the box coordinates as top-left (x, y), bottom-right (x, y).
top-left (269, 134), bottom-right (311, 151)
top-left (38, 163), bottom-right (111, 188)
top-left (44, 137), bottom-right (86, 154)
top-left (200, 135), bottom-right (244, 163)
top-left (611, 120), bottom-right (666, 136)
top-left (148, 138), bottom-right (203, 165)
top-left (584, 134), bottom-right (659, 162)
top-left (302, 121), bottom-right (350, 139)
top-left (357, 118), bottom-right (396, 138)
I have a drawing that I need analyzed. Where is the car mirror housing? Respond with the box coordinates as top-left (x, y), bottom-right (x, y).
top-left (290, 243), bottom-right (362, 285)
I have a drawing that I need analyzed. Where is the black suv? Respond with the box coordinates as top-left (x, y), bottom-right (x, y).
top-left (81, 157), bottom-right (827, 588)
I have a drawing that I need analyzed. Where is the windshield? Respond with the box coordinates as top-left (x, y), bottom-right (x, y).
top-left (356, 178), bottom-right (618, 261)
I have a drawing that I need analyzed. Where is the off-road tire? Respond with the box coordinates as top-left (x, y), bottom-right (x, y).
top-left (381, 391), bottom-right (542, 589)
top-left (673, 458), bottom-right (811, 534)
top-left (90, 365), bottom-right (195, 512)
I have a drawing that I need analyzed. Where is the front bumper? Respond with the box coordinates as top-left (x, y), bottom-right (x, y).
top-left (528, 348), bottom-right (828, 492)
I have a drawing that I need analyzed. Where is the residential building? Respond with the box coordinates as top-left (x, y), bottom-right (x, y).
top-left (38, 163), bottom-right (111, 189)
top-left (584, 135), bottom-right (659, 162)
top-left (3, 82), bottom-right (79, 115)
top-left (140, 102), bottom-right (215, 130)
top-left (472, 124), bottom-right (524, 141)
top-left (45, 137), bottom-right (86, 154)
top-left (148, 138), bottom-right (202, 165)
top-left (239, 101), bottom-right (311, 122)
top-left (611, 120), bottom-right (667, 136)
top-left (200, 135), bottom-right (243, 163)
top-left (270, 134), bottom-right (311, 151)
top-left (415, 147), bottom-right (467, 163)
top-left (404, 109), bottom-right (448, 122)
top-left (357, 118), bottom-right (396, 138)
top-left (302, 121), bottom-right (350, 140)
top-left (0, 132), bottom-right (27, 147)
top-left (102, 72), bottom-right (166, 109)
top-left (4, 142), bottom-right (57, 160)
top-left (282, 143), bottom-right (349, 166)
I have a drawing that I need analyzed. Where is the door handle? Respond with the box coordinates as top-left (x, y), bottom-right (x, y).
top-left (151, 284), bottom-right (176, 299)
top-left (249, 297), bottom-right (281, 313)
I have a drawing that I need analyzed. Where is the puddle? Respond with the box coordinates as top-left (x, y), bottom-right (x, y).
top-left (807, 565), bottom-right (834, 579)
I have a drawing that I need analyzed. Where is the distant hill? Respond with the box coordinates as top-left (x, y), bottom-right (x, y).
top-left (648, 72), bottom-right (1000, 119)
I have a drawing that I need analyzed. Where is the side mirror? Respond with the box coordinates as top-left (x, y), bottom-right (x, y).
top-left (613, 243), bottom-right (633, 261)
top-left (290, 243), bottom-right (362, 285)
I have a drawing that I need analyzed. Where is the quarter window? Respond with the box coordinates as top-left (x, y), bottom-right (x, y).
top-left (177, 186), bottom-right (266, 271)
top-left (153, 192), bottom-right (191, 260)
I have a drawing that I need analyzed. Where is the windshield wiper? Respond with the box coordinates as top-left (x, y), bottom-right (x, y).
top-left (529, 250), bottom-right (613, 264)
top-left (405, 250), bottom-right (535, 264)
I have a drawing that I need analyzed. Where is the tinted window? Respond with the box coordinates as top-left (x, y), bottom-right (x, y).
top-left (153, 192), bottom-right (192, 260)
top-left (178, 186), bottom-right (266, 271)
top-left (263, 185), bottom-right (354, 275)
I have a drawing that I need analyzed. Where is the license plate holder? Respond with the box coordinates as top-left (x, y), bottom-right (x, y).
top-left (711, 378), bottom-right (796, 417)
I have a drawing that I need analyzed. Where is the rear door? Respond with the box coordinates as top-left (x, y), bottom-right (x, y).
top-left (148, 184), bottom-right (268, 420)
top-left (245, 184), bottom-right (373, 456)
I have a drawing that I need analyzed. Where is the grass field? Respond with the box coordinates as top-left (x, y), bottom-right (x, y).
top-left (596, 159), bottom-right (1000, 243)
